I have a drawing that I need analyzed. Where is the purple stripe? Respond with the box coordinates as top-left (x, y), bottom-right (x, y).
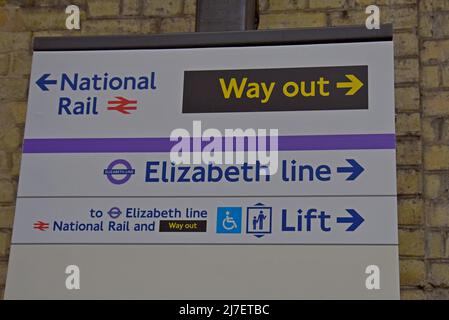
top-left (22, 134), bottom-right (395, 153)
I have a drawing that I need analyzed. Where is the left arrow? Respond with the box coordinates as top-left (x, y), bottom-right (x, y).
top-left (36, 73), bottom-right (57, 91)
top-left (336, 209), bottom-right (364, 232)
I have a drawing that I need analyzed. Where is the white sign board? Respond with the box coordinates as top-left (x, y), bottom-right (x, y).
top-left (6, 28), bottom-right (399, 299)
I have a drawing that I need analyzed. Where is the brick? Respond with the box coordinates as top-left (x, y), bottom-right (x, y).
top-left (0, 53), bottom-right (8, 75)
top-left (445, 236), bottom-right (449, 258)
top-left (0, 206), bottom-right (14, 229)
top-left (0, 110), bottom-right (14, 138)
top-left (396, 113), bottom-right (420, 136)
top-left (18, 8), bottom-right (68, 31)
top-left (422, 117), bottom-right (438, 143)
top-left (421, 66), bottom-right (440, 88)
top-left (259, 0), bottom-right (269, 12)
top-left (384, 7), bottom-right (418, 29)
top-left (0, 230), bottom-right (11, 257)
top-left (0, 179), bottom-right (14, 204)
top-left (32, 30), bottom-right (73, 37)
top-left (0, 151), bottom-right (8, 170)
top-left (433, 0), bottom-right (449, 10)
top-left (395, 87), bottom-right (420, 111)
top-left (11, 51), bottom-right (31, 76)
top-left (0, 6), bottom-right (24, 31)
top-left (82, 19), bottom-right (141, 35)
top-left (421, 40), bottom-right (449, 63)
top-left (392, 0), bottom-right (418, 4)
top-left (400, 289), bottom-right (427, 300)
top-left (399, 229), bottom-right (425, 256)
top-left (259, 12), bottom-right (326, 29)
top-left (394, 32), bottom-right (418, 57)
top-left (425, 174), bottom-right (443, 199)
top-left (419, 12), bottom-right (449, 39)
top-left (160, 17), bottom-right (193, 33)
top-left (141, 19), bottom-right (159, 34)
top-left (184, 0), bottom-right (196, 15)
top-left (0, 261), bottom-right (7, 287)
top-left (395, 59), bottom-right (419, 83)
top-left (424, 145), bottom-right (449, 170)
top-left (268, 0), bottom-right (307, 10)
top-left (2, 126), bottom-right (22, 151)
top-left (428, 201), bottom-right (449, 227)
top-left (0, 7), bottom-right (6, 29)
top-left (422, 117), bottom-right (449, 144)
top-left (355, 0), bottom-right (389, 5)
top-left (430, 263), bottom-right (449, 286)
top-left (143, 0), bottom-right (183, 17)
top-left (33, 0), bottom-right (59, 6)
top-left (122, 0), bottom-right (141, 15)
top-left (428, 289), bottom-right (449, 300)
top-left (423, 92), bottom-right (449, 116)
top-left (398, 198), bottom-right (423, 225)
top-left (396, 139), bottom-right (422, 165)
top-left (2, 33), bottom-right (30, 53)
top-left (397, 169), bottom-right (421, 195)
top-left (428, 231), bottom-right (444, 258)
top-left (329, 10), bottom-right (366, 26)
top-left (400, 259), bottom-right (425, 286)
top-left (88, 0), bottom-right (120, 17)
top-left (310, 0), bottom-right (346, 9)
top-left (419, 14), bottom-right (433, 37)
top-left (11, 152), bottom-right (21, 177)
top-left (442, 119), bottom-right (449, 142)
top-left (442, 65), bottom-right (449, 87)
top-left (420, 0), bottom-right (449, 11)
top-left (0, 78), bottom-right (28, 101)
top-left (432, 12), bottom-right (449, 38)
top-left (419, 0), bottom-right (433, 11)
top-left (7, 101), bottom-right (27, 125)
top-left (53, 0), bottom-right (86, 5)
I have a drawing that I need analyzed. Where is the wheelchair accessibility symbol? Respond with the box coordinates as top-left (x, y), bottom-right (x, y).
top-left (216, 207), bottom-right (242, 234)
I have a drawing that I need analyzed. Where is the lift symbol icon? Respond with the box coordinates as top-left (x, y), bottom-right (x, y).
top-left (246, 203), bottom-right (272, 238)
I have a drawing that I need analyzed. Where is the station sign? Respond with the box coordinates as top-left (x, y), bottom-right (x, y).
top-left (6, 26), bottom-right (399, 299)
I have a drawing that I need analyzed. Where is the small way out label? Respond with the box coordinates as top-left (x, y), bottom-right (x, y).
top-left (183, 65), bottom-right (368, 113)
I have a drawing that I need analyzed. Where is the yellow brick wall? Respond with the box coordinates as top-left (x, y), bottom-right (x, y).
top-left (0, 0), bottom-right (448, 299)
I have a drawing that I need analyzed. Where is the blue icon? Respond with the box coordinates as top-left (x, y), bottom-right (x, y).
top-left (216, 207), bottom-right (242, 234)
top-left (107, 207), bottom-right (122, 219)
top-left (246, 203), bottom-right (272, 238)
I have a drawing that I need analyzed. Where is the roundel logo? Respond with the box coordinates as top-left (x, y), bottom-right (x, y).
top-left (103, 159), bottom-right (135, 185)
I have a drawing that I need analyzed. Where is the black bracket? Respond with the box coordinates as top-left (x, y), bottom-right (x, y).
top-left (196, 0), bottom-right (259, 32)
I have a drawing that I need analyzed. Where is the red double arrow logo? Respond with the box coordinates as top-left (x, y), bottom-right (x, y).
top-left (33, 220), bottom-right (49, 231)
top-left (107, 96), bottom-right (138, 115)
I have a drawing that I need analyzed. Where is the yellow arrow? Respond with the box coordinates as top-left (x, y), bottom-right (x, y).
top-left (336, 74), bottom-right (364, 96)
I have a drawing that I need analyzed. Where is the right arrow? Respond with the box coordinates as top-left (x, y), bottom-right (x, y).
top-left (337, 209), bottom-right (364, 232)
top-left (337, 159), bottom-right (364, 181)
top-left (36, 73), bottom-right (57, 91)
top-left (336, 74), bottom-right (364, 95)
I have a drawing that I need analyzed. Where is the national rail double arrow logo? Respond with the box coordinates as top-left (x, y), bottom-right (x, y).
top-left (107, 96), bottom-right (138, 115)
top-left (33, 220), bottom-right (49, 231)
